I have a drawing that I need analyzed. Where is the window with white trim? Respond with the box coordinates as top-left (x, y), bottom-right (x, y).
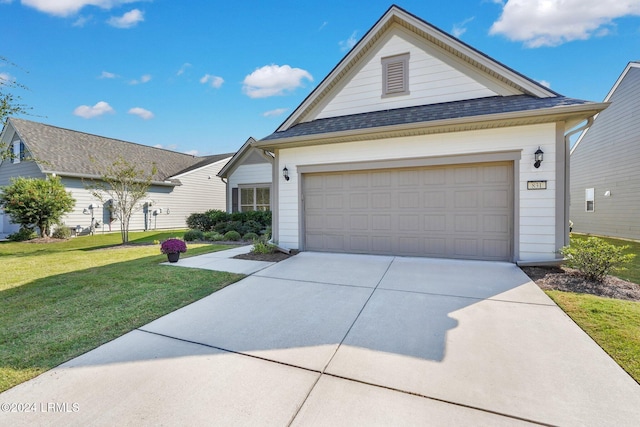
top-left (585, 188), bottom-right (594, 212)
top-left (240, 186), bottom-right (270, 212)
top-left (12, 141), bottom-right (25, 164)
top-left (382, 53), bottom-right (410, 97)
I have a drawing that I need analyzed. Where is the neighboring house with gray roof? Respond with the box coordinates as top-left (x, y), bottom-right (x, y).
top-left (252, 4), bottom-right (607, 264)
top-left (0, 118), bottom-right (232, 237)
top-left (570, 61), bottom-right (640, 239)
top-left (217, 137), bottom-right (274, 213)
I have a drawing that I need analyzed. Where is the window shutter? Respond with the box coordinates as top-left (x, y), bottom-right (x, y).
top-left (232, 188), bottom-right (239, 213)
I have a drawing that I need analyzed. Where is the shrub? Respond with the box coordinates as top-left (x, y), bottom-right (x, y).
top-left (206, 209), bottom-right (230, 226)
top-left (252, 239), bottom-right (276, 254)
top-left (561, 237), bottom-right (636, 282)
top-left (8, 227), bottom-right (37, 242)
top-left (185, 213), bottom-right (212, 231)
top-left (243, 220), bottom-right (263, 234)
top-left (203, 231), bottom-right (222, 241)
top-left (160, 238), bottom-right (187, 254)
top-left (243, 232), bottom-right (259, 241)
top-left (214, 220), bottom-right (246, 236)
top-left (223, 230), bottom-right (241, 241)
top-left (51, 224), bottom-right (71, 239)
top-left (183, 229), bottom-right (204, 242)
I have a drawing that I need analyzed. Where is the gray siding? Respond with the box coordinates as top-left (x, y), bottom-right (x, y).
top-left (570, 65), bottom-right (640, 239)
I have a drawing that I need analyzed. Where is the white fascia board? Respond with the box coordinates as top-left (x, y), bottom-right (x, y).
top-left (170, 156), bottom-right (232, 180)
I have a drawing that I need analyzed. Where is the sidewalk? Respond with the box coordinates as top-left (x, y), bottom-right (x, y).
top-left (162, 245), bottom-right (276, 275)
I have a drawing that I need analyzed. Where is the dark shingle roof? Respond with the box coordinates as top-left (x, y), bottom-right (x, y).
top-left (7, 118), bottom-right (231, 182)
top-left (262, 95), bottom-right (593, 141)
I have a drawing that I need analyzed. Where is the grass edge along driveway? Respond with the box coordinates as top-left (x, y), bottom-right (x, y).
top-left (1, 232), bottom-right (243, 393)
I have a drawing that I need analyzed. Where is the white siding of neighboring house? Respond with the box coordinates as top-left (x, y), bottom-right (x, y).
top-left (226, 163), bottom-right (273, 212)
top-left (62, 158), bottom-right (230, 234)
top-left (276, 123), bottom-right (559, 263)
top-left (311, 27), bottom-right (501, 121)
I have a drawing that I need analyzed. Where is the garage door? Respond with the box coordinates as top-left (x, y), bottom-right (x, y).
top-left (303, 161), bottom-right (513, 261)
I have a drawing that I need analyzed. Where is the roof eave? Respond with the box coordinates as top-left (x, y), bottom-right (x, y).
top-left (40, 170), bottom-right (182, 187)
top-left (255, 102), bottom-right (609, 150)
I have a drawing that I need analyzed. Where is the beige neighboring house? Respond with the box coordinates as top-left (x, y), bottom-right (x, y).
top-left (0, 118), bottom-right (233, 237)
top-left (217, 137), bottom-right (274, 213)
top-left (253, 5), bottom-right (607, 264)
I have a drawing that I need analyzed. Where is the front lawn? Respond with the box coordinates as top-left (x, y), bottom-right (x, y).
top-left (0, 231), bottom-right (243, 392)
top-left (529, 234), bottom-right (640, 384)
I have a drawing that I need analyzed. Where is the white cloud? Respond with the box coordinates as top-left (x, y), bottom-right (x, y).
top-left (452, 17), bottom-right (475, 38)
top-left (339, 31), bottom-right (358, 51)
top-left (262, 108), bottom-right (288, 117)
top-left (21, 0), bottom-right (141, 17)
top-left (107, 8), bottom-right (143, 28)
top-left (129, 73), bottom-right (151, 84)
top-left (154, 143), bottom-right (178, 150)
top-left (99, 70), bottom-right (117, 79)
top-left (73, 101), bottom-right (114, 118)
top-left (318, 21), bottom-right (328, 31)
top-left (243, 64), bottom-right (313, 99)
top-left (538, 79), bottom-right (551, 88)
top-left (72, 14), bottom-right (92, 27)
top-left (0, 72), bottom-right (14, 86)
top-left (199, 74), bottom-right (224, 88)
top-left (128, 107), bottom-right (154, 119)
top-left (176, 62), bottom-right (191, 76)
top-left (490, 0), bottom-right (640, 47)
top-left (184, 149), bottom-right (199, 156)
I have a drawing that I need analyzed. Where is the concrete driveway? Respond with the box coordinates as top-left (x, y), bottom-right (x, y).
top-left (2, 252), bottom-right (639, 426)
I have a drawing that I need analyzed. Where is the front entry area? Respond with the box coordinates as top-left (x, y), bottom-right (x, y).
top-left (303, 161), bottom-right (513, 261)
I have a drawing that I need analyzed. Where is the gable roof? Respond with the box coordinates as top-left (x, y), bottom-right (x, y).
top-left (217, 137), bottom-right (273, 179)
top-left (3, 118), bottom-right (232, 185)
top-left (571, 61), bottom-right (640, 155)
top-left (277, 5), bottom-right (557, 133)
top-left (258, 5), bottom-right (607, 149)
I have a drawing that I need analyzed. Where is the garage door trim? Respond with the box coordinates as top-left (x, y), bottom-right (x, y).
top-left (298, 150), bottom-right (521, 261)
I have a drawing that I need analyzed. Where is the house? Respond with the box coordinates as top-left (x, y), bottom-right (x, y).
top-left (217, 137), bottom-right (274, 212)
top-left (252, 5), bottom-right (607, 264)
top-left (570, 62), bottom-right (640, 240)
top-left (0, 118), bottom-right (233, 237)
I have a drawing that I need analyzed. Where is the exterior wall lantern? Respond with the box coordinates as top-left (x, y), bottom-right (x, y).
top-left (534, 147), bottom-right (544, 168)
top-left (283, 166), bottom-right (290, 181)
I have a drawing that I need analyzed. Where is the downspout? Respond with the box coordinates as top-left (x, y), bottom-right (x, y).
top-left (220, 177), bottom-right (228, 213)
top-left (563, 117), bottom-right (594, 246)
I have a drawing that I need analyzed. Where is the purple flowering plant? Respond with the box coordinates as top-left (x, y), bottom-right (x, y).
top-left (160, 238), bottom-right (187, 254)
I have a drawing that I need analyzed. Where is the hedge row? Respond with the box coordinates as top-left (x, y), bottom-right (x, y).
top-left (186, 209), bottom-right (272, 236)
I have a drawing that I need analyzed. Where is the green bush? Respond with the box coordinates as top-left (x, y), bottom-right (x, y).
top-left (561, 237), bottom-right (636, 282)
top-left (183, 229), bottom-right (204, 242)
top-left (243, 220), bottom-right (263, 234)
top-left (8, 227), bottom-right (37, 242)
top-left (203, 231), bottom-right (223, 241)
top-left (51, 224), bottom-right (71, 239)
top-left (224, 230), bottom-right (241, 241)
top-left (206, 209), bottom-right (230, 225)
top-left (243, 232), bottom-right (259, 241)
top-left (185, 213), bottom-right (212, 231)
top-left (214, 220), bottom-right (247, 236)
top-left (252, 239), bottom-right (276, 254)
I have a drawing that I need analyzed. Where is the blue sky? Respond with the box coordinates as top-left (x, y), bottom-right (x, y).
top-left (2, 0), bottom-right (640, 156)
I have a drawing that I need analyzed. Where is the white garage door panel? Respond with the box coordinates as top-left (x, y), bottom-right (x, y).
top-left (303, 162), bottom-right (513, 261)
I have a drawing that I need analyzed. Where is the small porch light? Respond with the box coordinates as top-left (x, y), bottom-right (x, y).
top-left (283, 166), bottom-right (290, 181)
top-left (534, 147), bottom-right (544, 168)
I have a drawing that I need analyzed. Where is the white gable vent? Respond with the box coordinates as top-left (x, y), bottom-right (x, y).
top-left (382, 53), bottom-right (409, 97)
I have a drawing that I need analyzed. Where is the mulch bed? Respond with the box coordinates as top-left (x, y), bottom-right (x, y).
top-left (233, 250), bottom-right (298, 263)
top-left (521, 266), bottom-right (640, 302)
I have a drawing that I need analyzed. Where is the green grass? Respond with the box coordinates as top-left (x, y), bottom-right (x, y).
top-left (545, 234), bottom-right (640, 384)
top-left (0, 231), bottom-right (243, 392)
top-left (546, 291), bottom-right (640, 383)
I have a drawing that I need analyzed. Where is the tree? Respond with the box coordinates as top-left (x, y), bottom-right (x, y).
top-left (1, 56), bottom-right (32, 160)
top-left (0, 176), bottom-right (75, 237)
top-left (85, 156), bottom-right (157, 244)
